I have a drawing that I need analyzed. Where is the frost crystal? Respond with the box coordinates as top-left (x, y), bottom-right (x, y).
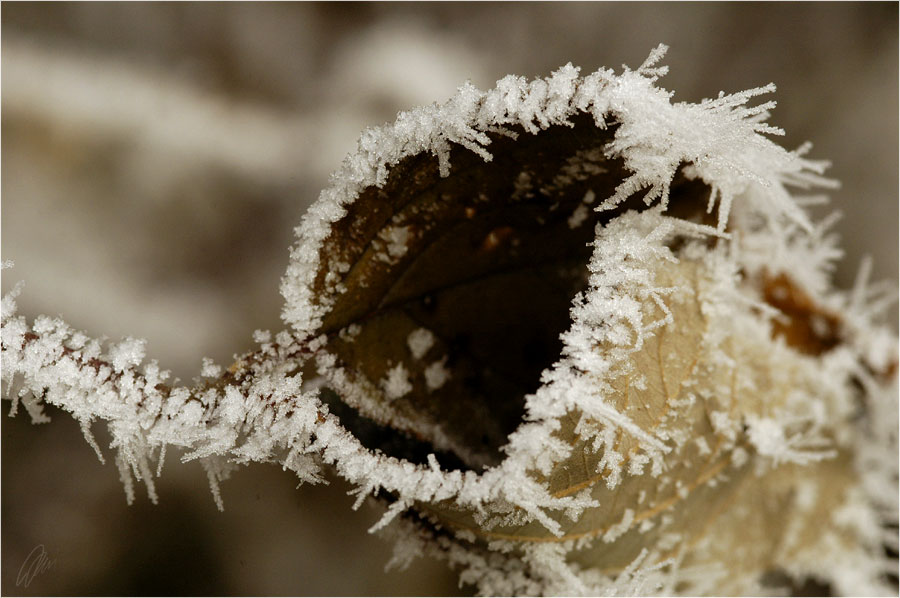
top-left (381, 363), bottom-right (412, 400)
top-left (406, 328), bottom-right (435, 360)
top-left (377, 225), bottom-right (412, 263)
top-left (200, 357), bottom-right (222, 378)
top-left (424, 357), bottom-right (451, 391)
top-left (108, 337), bottom-right (146, 373)
top-left (567, 203), bottom-right (590, 229)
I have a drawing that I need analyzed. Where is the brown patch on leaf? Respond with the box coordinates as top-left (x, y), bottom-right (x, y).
top-left (763, 273), bottom-right (842, 355)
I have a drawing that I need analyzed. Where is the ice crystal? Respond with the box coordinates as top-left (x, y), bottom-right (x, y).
top-left (424, 357), bottom-right (451, 391)
top-left (406, 328), bottom-right (435, 360)
top-left (381, 362), bottom-right (413, 401)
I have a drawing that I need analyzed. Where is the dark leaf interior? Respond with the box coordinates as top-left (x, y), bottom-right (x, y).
top-left (313, 113), bottom-right (712, 469)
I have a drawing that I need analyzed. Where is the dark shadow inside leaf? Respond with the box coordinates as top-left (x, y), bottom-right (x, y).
top-left (313, 113), bottom-right (713, 471)
top-left (319, 387), bottom-right (472, 471)
top-left (759, 570), bottom-right (834, 597)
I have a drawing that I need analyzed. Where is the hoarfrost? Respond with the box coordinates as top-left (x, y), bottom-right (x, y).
top-left (424, 357), bottom-right (451, 391)
top-left (108, 337), bottom-right (146, 373)
top-left (406, 327), bottom-right (435, 360)
top-left (200, 357), bottom-right (222, 378)
top-left (381, 362), bottom-right (413, 400)
top-left (568, 203), bottom-right (590, 229)
top-left (377, 225), bottom-right (412, 263)
top-left (511, 170), bottom-right (534, 201)
top-left (3, 44), bottom-right (896, 597)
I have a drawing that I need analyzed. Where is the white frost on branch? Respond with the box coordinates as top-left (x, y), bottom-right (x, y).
top-left (1, 296), bottom-right (326, 508)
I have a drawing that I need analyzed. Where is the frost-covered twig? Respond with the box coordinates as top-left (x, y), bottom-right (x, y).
top-left (1, 297), bottom-right (325, 507)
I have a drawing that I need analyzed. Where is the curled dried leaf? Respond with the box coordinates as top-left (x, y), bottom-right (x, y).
top-left (276, 49), bottom-right (896, 595)
top-left (4, 46), bottom-right (895, 597)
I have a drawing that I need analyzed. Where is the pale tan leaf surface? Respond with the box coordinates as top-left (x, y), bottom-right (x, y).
top-left (383, 246), bottom-right (874, 592)
top-left (683, 452), bottom-right (864, 595)
top-left (410, 258), bottom-right (749, 566)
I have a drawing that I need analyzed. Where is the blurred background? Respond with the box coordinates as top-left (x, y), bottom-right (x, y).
top-left (2, 3), bottom-right (896, 595)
